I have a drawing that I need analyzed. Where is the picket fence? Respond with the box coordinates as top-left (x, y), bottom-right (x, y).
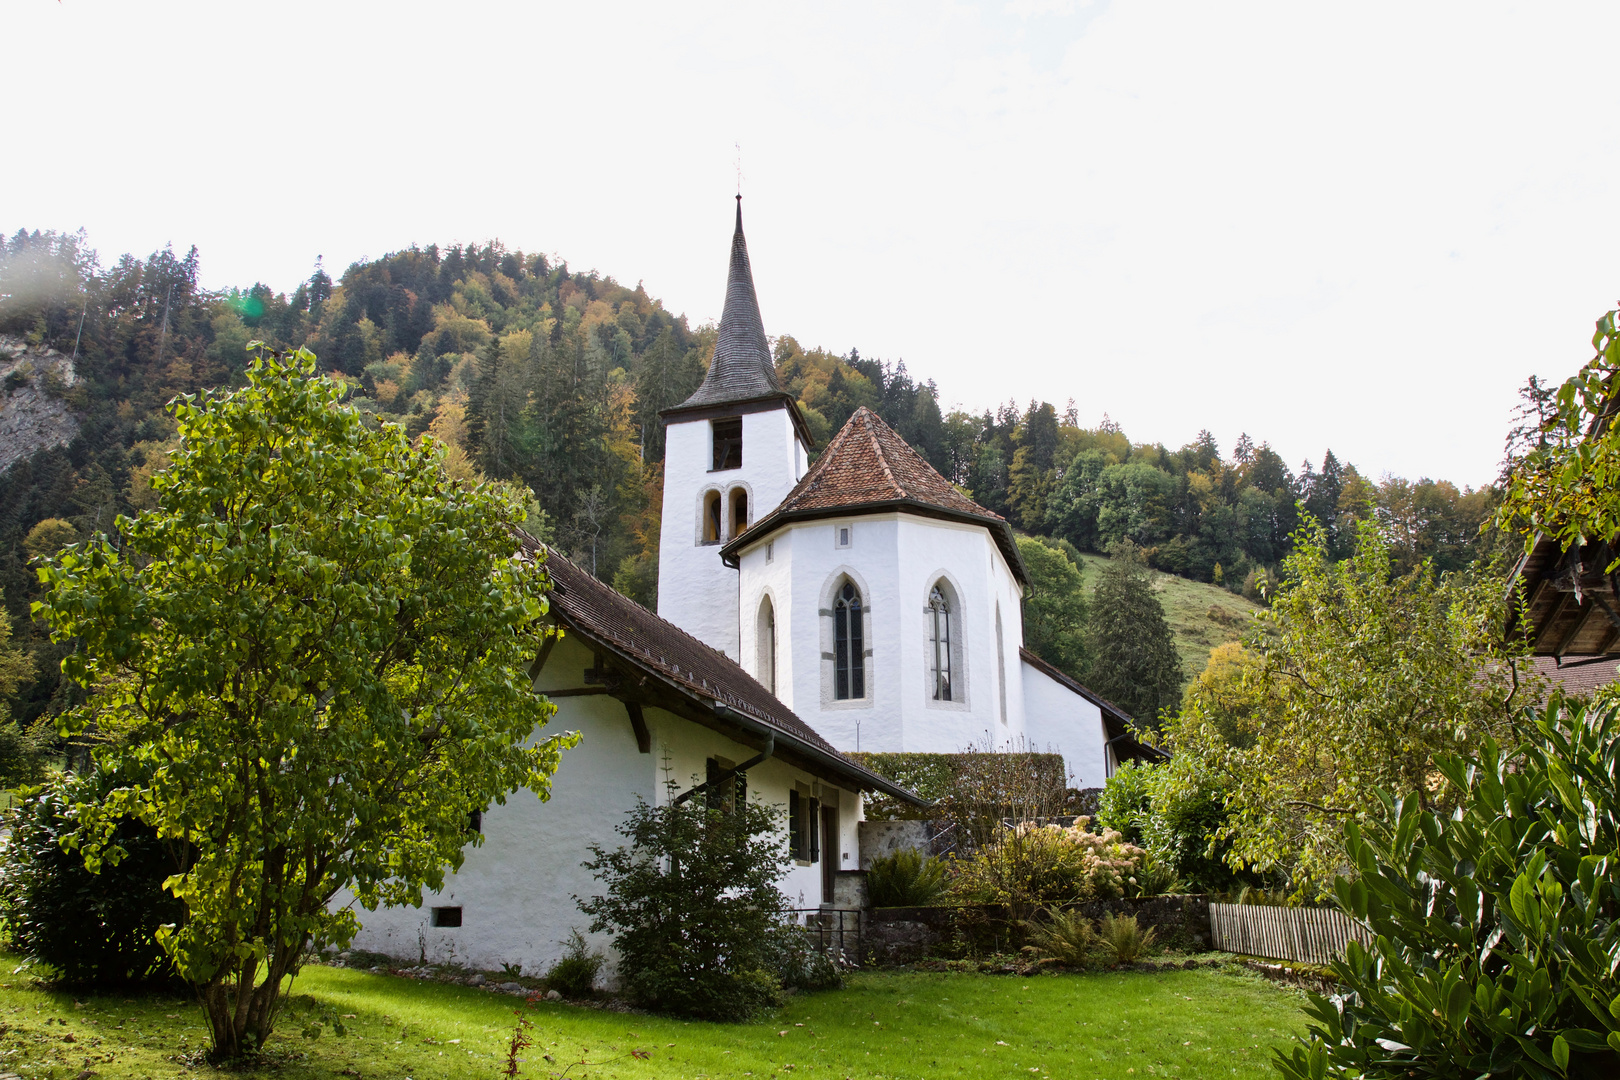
top-left (1208, 902), bottom-right (1373, 966)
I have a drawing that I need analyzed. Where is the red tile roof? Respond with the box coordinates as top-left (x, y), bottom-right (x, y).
top-left (721, 406), bottom-right (1027, 582)
top-left (1530, 654), bottom-right (1620, 699)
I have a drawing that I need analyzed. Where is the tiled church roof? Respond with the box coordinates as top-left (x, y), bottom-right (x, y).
top-left (522, 534), bottom-right (925, 804)
top-left (664, 199), bottom-right (790, 413)
top-left (722, 406), bottom-right (1028, 583)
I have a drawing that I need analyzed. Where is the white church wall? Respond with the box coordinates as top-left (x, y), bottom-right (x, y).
top-left (736, 513), bottom-right (1030, 757)
top-left (657, 407), bottom-right (805, 661)
top-left (1020, 659), bottom-right (1114, 792)
top-left (342, 632), bottom-right (861, 975)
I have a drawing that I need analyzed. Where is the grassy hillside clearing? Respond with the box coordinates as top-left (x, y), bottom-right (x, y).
top-left (1074, 553), bottom-right (1262, 684)
top-left (0, 956), bottom-right (1304, 1079)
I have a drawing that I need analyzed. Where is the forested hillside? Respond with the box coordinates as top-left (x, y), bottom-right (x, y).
top-left (0, 227), bottom-right (1501, 726)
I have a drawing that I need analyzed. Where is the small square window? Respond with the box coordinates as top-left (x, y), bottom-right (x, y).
top-left (467, 810), bottom-right (482, 834)
top-left (836, 525), bottom-right (851, 549)
top-left (431, 906), bottom-right (462, 928)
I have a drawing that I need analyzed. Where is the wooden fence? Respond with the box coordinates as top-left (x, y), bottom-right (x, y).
top-left (1209, 902), bottom-right (1373, 966)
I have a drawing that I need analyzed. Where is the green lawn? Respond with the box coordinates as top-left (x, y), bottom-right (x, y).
top-left (1074, 553), bottom-right (1260, 681)
top-left (0, 957), bottom-right (1305, 1079)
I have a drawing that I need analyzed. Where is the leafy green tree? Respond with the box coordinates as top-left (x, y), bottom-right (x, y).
top-left (1498, 305), bottom-right (1620, 562)
top-left (579, 765), bottom-right (791, 1020)
top-left (0, 599), bottom-right (49, 787)
top-left (1017, 535), bottom-right (1089, 680)
top-left (1085, 540), bottom-right (1184, 725)
top-left (32, 346), bottom-right (575, 1059)
top-left (1276, 697), bottom-right (1620, 1080)
top-left (1169, 518), bottom-right (1528, 896)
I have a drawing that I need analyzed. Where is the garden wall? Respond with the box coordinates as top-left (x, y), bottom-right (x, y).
top-left (862, 894), bottom-right (1212, 965)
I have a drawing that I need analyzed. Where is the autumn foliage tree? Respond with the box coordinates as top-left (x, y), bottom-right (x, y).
top-left (33, 346), bottom-right (576, 1059)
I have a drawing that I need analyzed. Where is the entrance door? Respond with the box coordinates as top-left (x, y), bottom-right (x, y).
top-left (820, 806), bottom-right (838, 904)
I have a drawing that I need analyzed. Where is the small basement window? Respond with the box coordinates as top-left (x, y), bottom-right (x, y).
top-left (431, 906), bottom-right (463, 928)
top-left (712, 417), bottom-right (742, 470)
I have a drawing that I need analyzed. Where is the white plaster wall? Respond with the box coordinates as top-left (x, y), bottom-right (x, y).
top-left (657, 407), bottom-right (806, 661)
top-left (1020, 659), bottom-right (1115, 791)
top-left (343, 632), bottom-right (862, 975)
top-left (735, 512), bottom-right (1029, 757)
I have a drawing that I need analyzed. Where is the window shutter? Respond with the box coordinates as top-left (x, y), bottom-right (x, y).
top-left (789, 789), bottom-right (802, 859)
top-left (808, 798), bottom-right (820, 863)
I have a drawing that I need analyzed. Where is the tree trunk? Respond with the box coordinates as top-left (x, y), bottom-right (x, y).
top-left (199, 940), bottom-right (303, 1060)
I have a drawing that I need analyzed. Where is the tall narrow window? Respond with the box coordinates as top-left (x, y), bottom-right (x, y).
top-left (702, 491), bottom-right (722, 543)
top-left (834, 581), bottom-right (865, 700)
top-left (757, 596), bottom-right (777, 694)
top-left (995, 603), bottom-right (1008, 726)
top-left (730, 489), bottom-right (748, 538)
top-left (929, 585), bottom-right (953, 701)
top-left (712, 417), bottom-right (742, 470)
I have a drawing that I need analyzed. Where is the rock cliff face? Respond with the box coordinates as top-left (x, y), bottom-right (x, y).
top-left (0, 335), bottom-right (81, 474)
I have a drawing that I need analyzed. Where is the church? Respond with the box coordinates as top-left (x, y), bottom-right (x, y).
top-left (343, 201), bottom-right (1157, 974)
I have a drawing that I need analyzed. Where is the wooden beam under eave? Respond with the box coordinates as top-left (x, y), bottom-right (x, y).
top-left (1535, 590), bottom-right (1574, 653)
top-left (1554, 600), bottom-right (1600, 659)
top-left (625, 700), bottom-right (651, 754)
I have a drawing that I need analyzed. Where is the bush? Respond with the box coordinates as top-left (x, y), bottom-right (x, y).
top-left (867, 849), bottom-right (948, 907)
top-left (951, 819), bottom-right (1146, 907)
top-left (1096, 756), bottom-right (1251, 893)
top-left (1025, 907), bottom-right (1096, 968)
top-left (0, 768), bottom-right (187, 986)
top-left (1275, 697), bottom-right (1620, 1080)
top-left (1097, 912), bottom-right (1157, 964)
top-left (579, 767), bottom-right (792, 1021)
top-left (1094, 760), bottom-right (1155, 845)
top-left (543, 930), bottom-right (603, 999)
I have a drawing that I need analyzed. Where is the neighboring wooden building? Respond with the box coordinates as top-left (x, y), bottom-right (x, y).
top-left (1507, 534), bottom-right (1620, 660)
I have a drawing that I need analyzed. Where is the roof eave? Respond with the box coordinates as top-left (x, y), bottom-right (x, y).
top-left (547, 604), bottom-right (927, 806)
top-left (721, 498), bottom-right (1027, 584)
top-left (659, 391), bottom-right (818, 451)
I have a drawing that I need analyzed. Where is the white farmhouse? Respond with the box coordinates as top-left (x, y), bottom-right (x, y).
top-left (345, 200), bottom-right (1159, 974)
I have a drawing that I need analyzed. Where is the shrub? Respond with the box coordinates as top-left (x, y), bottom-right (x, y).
top-left (543, 930), bottom-right (603, 999)
top-left (772, 929), bottom-right (847, 992)
top-left (867, 849), bottom-right (948, 907)
top-left (951, 819), bottom-right (1146, 907)
top-left (579, 766), bottom-right (792, 1021)
top-left (0, 768), bottom-right (187, 986)
top-left (1026, 907), bottom-right (1096, 968)
top-left (1274, 697), bottom-right (1620, 1080)
top-left (1095, 760), bottom-right (1155, 845)
top-left (1097, 912), bottom-right (1157, 964)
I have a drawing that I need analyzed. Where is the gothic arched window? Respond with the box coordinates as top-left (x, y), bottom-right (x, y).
top-left (834, 581), bottom-right (865, 700)
top-left (928, 584), bottom-right (953, 701)
top-left (757, 596), bottom-right (777, 695)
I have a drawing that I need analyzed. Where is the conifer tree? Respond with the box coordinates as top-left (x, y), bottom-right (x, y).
top-left (1086, 539), bottom-right (1184, 727)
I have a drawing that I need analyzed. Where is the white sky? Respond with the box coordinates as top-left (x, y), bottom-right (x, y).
top-left (7, 0), bottom-right (1619, 487)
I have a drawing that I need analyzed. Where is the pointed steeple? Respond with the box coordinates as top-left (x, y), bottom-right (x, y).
top-left (669, 198), bottom-right (785, 410)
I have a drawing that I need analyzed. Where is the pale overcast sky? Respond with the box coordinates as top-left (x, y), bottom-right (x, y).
top-left (7, 1), bottom-right (1619, 487)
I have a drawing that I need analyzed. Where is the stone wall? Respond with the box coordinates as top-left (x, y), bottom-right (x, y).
top-left (861, 894), bottom-right (1213, 965)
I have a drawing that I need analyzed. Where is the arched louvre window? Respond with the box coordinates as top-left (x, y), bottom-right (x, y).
top-left (928, 585), bottom-right (952, 701)
top-left (834, 581), bottom-right (865, 700)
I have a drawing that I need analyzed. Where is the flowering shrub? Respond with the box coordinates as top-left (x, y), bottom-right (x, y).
top-left (950, 818), bottom-right (1147, 907)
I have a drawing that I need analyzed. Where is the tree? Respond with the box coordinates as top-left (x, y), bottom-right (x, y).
top-left (1276, 698), bottom-right (1620, 1080)
top-left (579, 764), bottom-right (791, 1020)
top-left (1497, 304), bottom-right (1620, 562)
top-left (1168, 517), bottom-right (1528, 896)
top-left (1017, 536), bottom-right (1089, 680)
top-left (1085, 540), bottom-right (1184, 726)
top-left (32, 346), bottom-right (576, 1060)
top-left (0, 598), bottom-right (49, 787)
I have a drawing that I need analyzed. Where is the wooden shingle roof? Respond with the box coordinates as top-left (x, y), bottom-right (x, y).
top-left (721, 406), bottom-right (1027, 583)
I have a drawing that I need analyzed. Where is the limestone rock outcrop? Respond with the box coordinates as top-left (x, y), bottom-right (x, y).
top-left (0, 335), bottom-right (80, 474)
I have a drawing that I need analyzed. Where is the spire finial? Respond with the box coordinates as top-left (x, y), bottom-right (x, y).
top-left (734, 141), bottom-right (743, 198)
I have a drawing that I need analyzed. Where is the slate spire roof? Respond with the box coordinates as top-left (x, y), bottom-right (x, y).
top-left (666, 198), bottom-right (787, 412)
top-left (721, 406), bottom-right (1028, 583)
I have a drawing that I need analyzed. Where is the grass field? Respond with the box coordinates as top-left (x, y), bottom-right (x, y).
top-left (0, 957), bottom-right (1305, 1080)
top-left (1072, 553), bottom-right (1261, 682)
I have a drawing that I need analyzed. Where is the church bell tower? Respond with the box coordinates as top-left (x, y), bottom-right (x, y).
top-left (656, 199), bottom-right (813, 660)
